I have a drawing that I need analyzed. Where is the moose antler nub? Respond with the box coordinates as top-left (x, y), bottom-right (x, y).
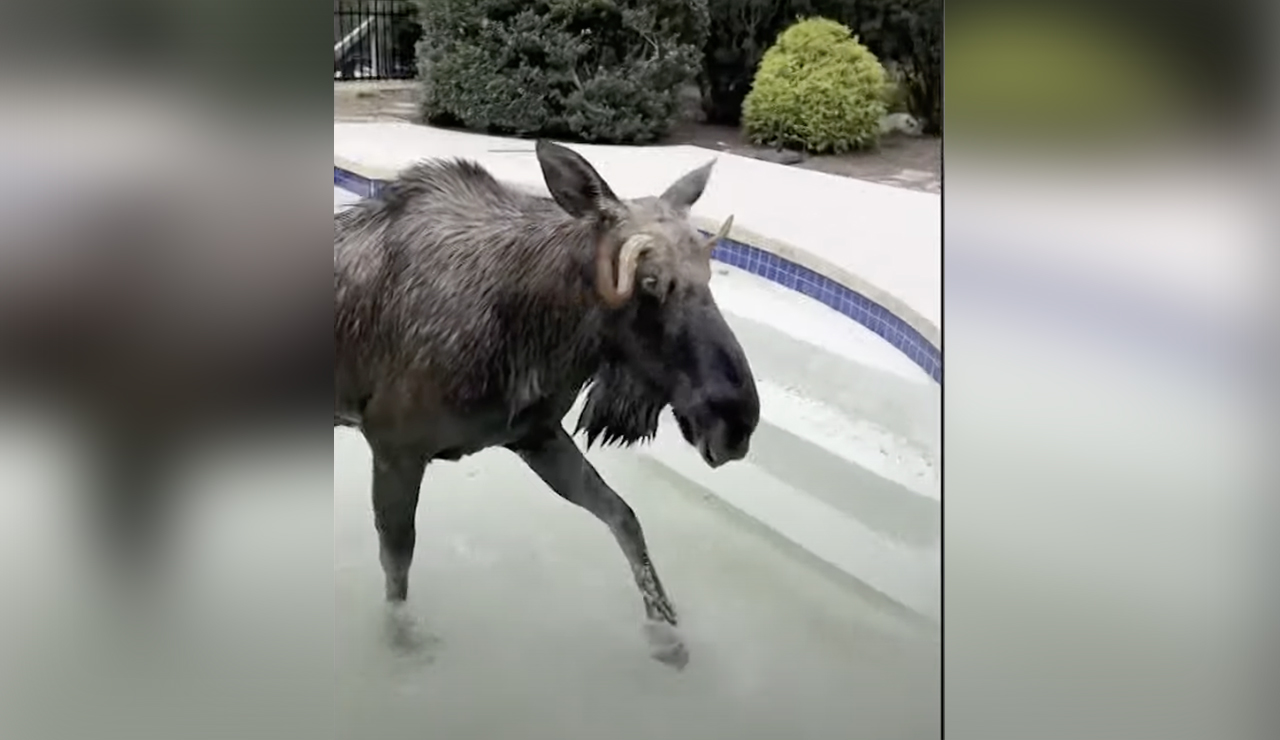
top-left (704, 215), bottom-right (734, 256)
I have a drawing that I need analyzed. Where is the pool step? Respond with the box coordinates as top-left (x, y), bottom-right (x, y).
top-left (710, 264), bottom-right (940, 458)
top-left (632, 413), bottom-right (940, 624)
top-left (749, 379), bottom-right (939, 550)
top-left (561, 386), bottom-right (940, 623)
top-left (755, 378), bottom-right (936, 500)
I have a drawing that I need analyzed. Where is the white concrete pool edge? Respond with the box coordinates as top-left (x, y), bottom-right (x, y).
top-left (334, 136), bottom-right (942, 625)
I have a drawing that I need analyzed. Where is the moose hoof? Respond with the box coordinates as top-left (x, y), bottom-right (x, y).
top-left (382, 603), bottom-right (439, 660)
top-left (644, 621), bottom-right (689, 670)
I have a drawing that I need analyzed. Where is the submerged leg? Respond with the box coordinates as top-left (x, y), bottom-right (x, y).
top-left (367, 440), bottom-right (428, 603)
top-left (511, 426), bottom-right (687, 668)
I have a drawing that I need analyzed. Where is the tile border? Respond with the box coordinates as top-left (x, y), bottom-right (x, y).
top-left (335, 165), bottom-right (942, 384)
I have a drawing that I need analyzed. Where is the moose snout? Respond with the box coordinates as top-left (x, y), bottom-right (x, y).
top-left (675, 397), bottom-right (756, 469)
top-left (697, 416), bottom-right (751, 468)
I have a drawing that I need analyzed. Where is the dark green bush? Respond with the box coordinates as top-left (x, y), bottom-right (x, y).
top-left (862, 0), bottom-right (941, 134)
top-left (702, 0), bottom-right (940, 133)
top-left (700, 0), bottom-right (814, 126)
top-left (742, 18), bottom-right (887, 153)
top-left (415, 0), bottom-right (708, 144)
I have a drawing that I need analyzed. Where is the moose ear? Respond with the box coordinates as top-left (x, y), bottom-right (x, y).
top-left (535, 140), bottom-right (621, 219)
top-left (659, 159), bottom-right (715, 212)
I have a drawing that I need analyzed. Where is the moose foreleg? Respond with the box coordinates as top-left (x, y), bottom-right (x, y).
top-left (510, 426), bottom-right (688, 669)
top-left (367, 441), bottom-right (428, 603)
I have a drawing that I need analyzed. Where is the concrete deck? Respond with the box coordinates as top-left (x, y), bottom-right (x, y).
top-left (334, 122), bottom-right (941, 350)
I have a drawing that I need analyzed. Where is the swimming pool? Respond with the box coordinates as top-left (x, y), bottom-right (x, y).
top-left (331, 185), bottom-right (941, 738)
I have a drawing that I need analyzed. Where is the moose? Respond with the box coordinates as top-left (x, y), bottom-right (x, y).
top-left (334, 141), bottom-right (761, 667)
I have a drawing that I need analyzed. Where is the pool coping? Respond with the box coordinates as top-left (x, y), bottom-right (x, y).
top-left (335, 157), bottom-right (942, 384)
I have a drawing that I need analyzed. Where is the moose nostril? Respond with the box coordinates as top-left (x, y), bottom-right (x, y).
top-left (722, 441), bottom-right (748, 463)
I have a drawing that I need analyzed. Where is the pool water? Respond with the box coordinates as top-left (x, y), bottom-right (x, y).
top-left (331, 185), bottom-right (941, 738)
top-left (333, 429), bottom-right (939, 740)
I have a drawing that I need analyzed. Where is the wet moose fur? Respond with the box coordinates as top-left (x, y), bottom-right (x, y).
top-left (334, 141), bottom-right (760, 667)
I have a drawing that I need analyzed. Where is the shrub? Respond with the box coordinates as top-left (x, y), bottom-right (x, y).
top-left (414, 0), bottom-right (708, 145)
top-left (742, 18), bottom-right (888, 153)
top-left (701, 0), bottom-right (806, 125)
top-left (879, 62), bottom-right (911, 113)
top-left (702, 0), bottom-right (940, 133)
top-left (874, 0), bottom-right (941, 134)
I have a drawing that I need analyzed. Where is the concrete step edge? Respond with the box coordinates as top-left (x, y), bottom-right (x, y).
top-left (634, 420), bottom-right (940, 624)
top-left (753, 378), bottom-right (939, 502)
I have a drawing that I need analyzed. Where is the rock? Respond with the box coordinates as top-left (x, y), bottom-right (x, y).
top-left (880, 112), bottom-right (923, 136)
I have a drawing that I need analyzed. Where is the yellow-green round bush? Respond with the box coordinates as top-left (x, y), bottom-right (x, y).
top-left (742, 18), bottom-right (888, 153)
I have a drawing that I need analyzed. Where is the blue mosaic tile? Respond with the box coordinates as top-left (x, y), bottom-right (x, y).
top-left (334, 166), bottom-right (942, 384)
top-left (333, 167), bottom-right (376, 198)
top-left (676, 222), bottom-right (942, 380)
top-left (701, 232), bottom-right (941, 383)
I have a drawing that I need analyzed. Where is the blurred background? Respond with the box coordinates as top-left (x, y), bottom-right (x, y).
top-left (0, 1), bottom-right (333, 738)
top-left (0, 0), bottom-right (1273, 738)
top-left (944, 1), bottom-right (1275, 738)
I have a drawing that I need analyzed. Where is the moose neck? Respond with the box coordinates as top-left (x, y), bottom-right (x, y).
top-left (488, 212), bottom-right (617, 405)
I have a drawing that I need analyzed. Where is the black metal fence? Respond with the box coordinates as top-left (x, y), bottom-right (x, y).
top-left (334, 1), bottom-right (421, 81)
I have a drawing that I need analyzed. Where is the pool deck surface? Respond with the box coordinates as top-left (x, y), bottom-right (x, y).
top-left (334, 121), bottom-right (942, 350)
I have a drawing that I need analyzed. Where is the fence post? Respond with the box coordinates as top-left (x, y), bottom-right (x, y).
top-left (334, 0), bottom-right (421, 82)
